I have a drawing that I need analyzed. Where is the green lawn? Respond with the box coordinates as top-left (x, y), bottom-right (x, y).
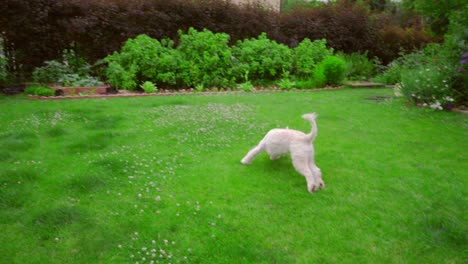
top-left (1, 88), bottom-right (467, 263)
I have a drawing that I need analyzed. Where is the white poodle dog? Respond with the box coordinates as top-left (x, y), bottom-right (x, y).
top-left (241, 113), bottom-right (324, 193)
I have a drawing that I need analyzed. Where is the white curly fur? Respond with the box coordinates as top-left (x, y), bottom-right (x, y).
top-left (241, 113), bottom-right (324, 193)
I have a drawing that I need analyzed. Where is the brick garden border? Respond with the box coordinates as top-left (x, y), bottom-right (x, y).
top-left (27, 86), bottom-right (345, 100)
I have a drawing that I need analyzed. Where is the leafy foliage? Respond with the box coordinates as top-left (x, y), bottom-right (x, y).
top-left (0, 0), bottom-right (433, 78)
top-left (313, 56), bottom-right (347, 87)
top-left (338, 51), bottom-right (379, 81)
top-left (177, 28), bottom-right (234, 88)
top-left (400, 63), bottom-right (455, 109)
top-left (293, 38), bottom-right (333, 79)
top-left (32, 49), bottom-right (102, 87)
top-left (0, 37), bottom-right (8, 84)
top-left (140, 81), bottom-right (157, 93)
top-left (24, 85), bottom-right (55, 96)
top-left (104, 34), bottom-right (178, 90)
top-left (232, 33), bottom-right (292, 81)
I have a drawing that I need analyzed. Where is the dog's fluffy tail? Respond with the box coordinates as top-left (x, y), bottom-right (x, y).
top-left (302, 113), bottom-right (318, 142)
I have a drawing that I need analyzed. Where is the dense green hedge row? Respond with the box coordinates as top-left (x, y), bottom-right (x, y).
top-left (104, 29), bottom-right (347, 90)
top-left (0, 0), bottom-right (433, 78)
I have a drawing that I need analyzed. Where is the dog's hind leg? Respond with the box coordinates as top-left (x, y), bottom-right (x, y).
top-left (291, 154), bottom-right (318, 193)
top-left (241, 144), bottom-right (264, 165)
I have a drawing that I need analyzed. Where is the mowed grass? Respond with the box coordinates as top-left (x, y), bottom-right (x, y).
top-left (0, 88), bottom-right (467, 263)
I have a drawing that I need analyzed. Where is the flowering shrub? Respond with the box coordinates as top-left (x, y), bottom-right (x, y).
top-left (400, 63), bottom-right (456, 110)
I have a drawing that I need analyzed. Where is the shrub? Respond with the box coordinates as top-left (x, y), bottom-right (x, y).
top-left (232, 32), bottom-right (292, 81)
top-left (277, 78), bottom-right (296, 90)
top-left (32, 49), bottom-right (102, 87)
top-left (24, 85), bottom-right (55, 96)
top-left (0, 37), bottom-right (8, 84)
top-left (372, 46), bottom-right (437, 85)
top-left (400, 63), bottom-right (455, 110)
top-left (237, 81), bottom-right (254, 92)
top-left (338, 51), bottom-right (379, 81)
top-left (293, 38), bottom-right (333, 79)
top-left (295, 79), bottom-right (316, 89)
top-left (140, 81), bottom-right (156, 93)
top-left (104, 34), bottom-right (178, 90)
top-left (313, 56), bottom-right (346, 87)
top-left (1, 0), bottom-right (433, 78)
top-left (177, 28), bottom-right (234, 88)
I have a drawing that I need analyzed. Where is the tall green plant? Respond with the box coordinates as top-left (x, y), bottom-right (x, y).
top-left (176, 28), bottom-right (234, 88)
top-left (104, 35), bottom-right (178, 90)
top-left (313, 56), bottom-right (346, 87)
top-left (232, 33), bottom-right (292, 81)
top-left (293, 38), bottom-right (333, 79)
top-left (338, 51), bottom-right (378, 81)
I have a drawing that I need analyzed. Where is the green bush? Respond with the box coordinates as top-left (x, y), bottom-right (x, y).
top-left (140, 81), bottom-right (157, 93)
top-left (338, 51), bottom-right (378, 81)
top-left (105, 35), bottom-right (178, 90)
top-left (295, 79), bottom-right (316, 89)
top-left (105, 29), bottom-right (235, 89)
top-left (313, 56), bottom-right (346, 87)
top-left (177, 28), bottom-right (234, 88)
top-left (232, 33), bottom-right (292, 81)
top-left (24, 85), bottom-right (55, 96)
top-left (293, 38), bottom-right (333, 79)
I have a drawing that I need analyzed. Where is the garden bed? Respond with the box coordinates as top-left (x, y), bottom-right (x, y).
top-left (49, 84), bottom-right (109, 96)
top-left (27, 86), bottom-right (344, 100)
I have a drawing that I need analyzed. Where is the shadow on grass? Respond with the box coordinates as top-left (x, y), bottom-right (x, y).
top-left (32, 205), bottom-right (88, 240)
top-left (0, 169), bottom-right (39, 209)
top-left (66, 131), bottom-right (120, 153)
top-left (86, 115), bottom-right (125, 130)
top-left (0, 131), bottom-right (38, 161)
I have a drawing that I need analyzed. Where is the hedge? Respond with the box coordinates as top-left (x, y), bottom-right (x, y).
top-left (0, 0), bottom-right (433, 78)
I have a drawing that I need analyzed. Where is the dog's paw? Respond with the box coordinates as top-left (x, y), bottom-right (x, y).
top-left (307, 183), bottom-right (319, 193)
top-left (240, 159), bottom-right (250, 165)
top-left (318, 180), bottom-right (325, 189)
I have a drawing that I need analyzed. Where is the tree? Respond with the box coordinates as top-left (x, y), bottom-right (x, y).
top-left (403, 0), bottom-right (465, 35)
